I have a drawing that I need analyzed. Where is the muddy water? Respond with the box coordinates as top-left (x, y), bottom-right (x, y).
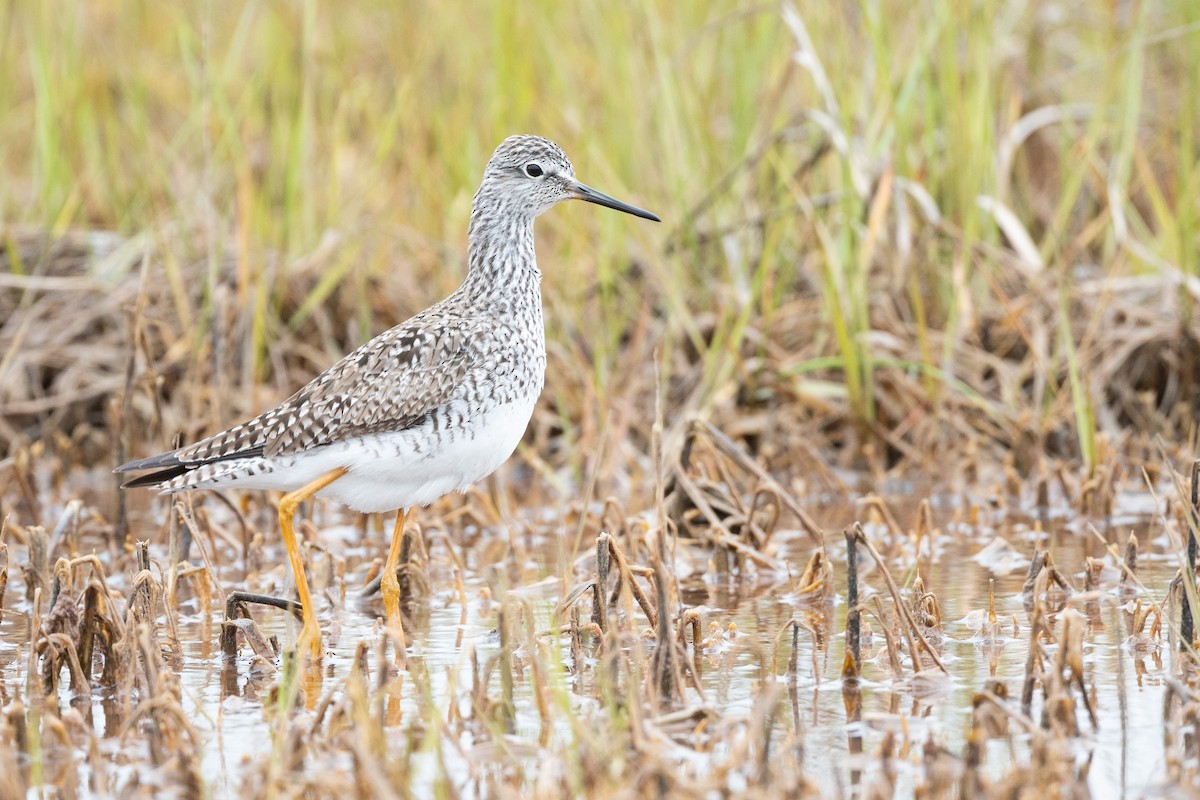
top-left (678, 492), bottom-right (1178, 799)
top-left (12, 486), bottom-right (1183, 798)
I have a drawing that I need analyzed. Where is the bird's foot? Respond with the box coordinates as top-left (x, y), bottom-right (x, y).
top-left (380, 569), bottom-right (401, 627)
top-left (379, 569), bottom-right (409, 664)
top-left (297, 618), bottom-right (323, 662)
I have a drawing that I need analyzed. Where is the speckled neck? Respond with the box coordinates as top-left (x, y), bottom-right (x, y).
top-left (462, 190), bottom-right (541, 306)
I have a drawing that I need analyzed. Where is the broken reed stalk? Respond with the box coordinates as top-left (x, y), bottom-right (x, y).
top-left (649, 526), bottom-right (684, 708)
top-left (869, 596), bottom-right (905, 676)
top-left (592, 533), bottom-right (658, 630)
top-left (48, 557), bottom-right (66, 610)
top-left (850, 523), bottom-right (947, 674)
top-left (695, 420), bottom-right (824, 543)
top-left (1023, 549), bottom-right (1046, 596)
top-left (77, 583), bottom-right (100, 683)
top-left (593, 535), bottom-right (609, 631)
top-left (792, 548), bottom-right (833, 599)
top-left (1023, 548), bottom-right (1075, 601)
top-left (25, 526), bottom-right (48, 605)
top-left (678, 608), bottom-right (703, 684)
top-left (1122, 532), bottom-right (1139, 583)
top-left (1019, 561), bottom-right (1096, 734)
top-left (129, 541), bottom-right (154, 626)
top-left (1021, 583), bottom-right (1047, 716)
top-left (167, 501), bottom-right (192, 570)
top-left (221, 591), bottom-right (303, 658)
top-left (651, 567), bottom-right (676, 703)
top-left (1182, 460), bottom-right (1199, 655)
top-left (610, 539), bottom-right (657, 628)
top-left (843, 525), bottom-right (860, 679)
top-left (671, 465), bottom-right (785, 570)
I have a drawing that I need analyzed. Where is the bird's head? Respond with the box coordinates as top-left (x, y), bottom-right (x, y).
top-left (478, 135), bottom-right (660, 222)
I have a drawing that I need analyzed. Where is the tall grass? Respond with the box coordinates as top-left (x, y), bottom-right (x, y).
top-left (1, 0), bottom-right (1198, 466)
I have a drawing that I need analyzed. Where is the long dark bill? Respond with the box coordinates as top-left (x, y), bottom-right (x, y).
top-left (573, 182), bottom-right (661, 222)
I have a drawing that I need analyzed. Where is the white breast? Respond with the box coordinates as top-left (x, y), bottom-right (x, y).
top-left (301, 395), bottom-right (539, 513)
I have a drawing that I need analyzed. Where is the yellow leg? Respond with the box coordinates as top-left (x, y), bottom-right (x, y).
top-left (380, 509), bottom-right (409, 661)
top-left (278, 467), bottom-right (346, 659)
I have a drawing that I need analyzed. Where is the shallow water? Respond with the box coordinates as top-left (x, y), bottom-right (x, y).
top-left (6, 483), bottom-right (1187, 798)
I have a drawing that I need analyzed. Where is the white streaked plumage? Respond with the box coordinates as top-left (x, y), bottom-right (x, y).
top-left (166, 397), bottom-right (538, 513)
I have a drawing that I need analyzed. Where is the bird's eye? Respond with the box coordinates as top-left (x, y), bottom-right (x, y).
top-left (524, 163), bottom-right (544, 178)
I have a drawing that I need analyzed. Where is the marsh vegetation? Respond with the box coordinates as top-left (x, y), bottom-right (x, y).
top-left (2, 1), bottom-right (1200, 797)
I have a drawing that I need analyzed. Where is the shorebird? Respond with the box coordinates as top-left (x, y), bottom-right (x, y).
top-left (118, 135), bottom-right (659, 656)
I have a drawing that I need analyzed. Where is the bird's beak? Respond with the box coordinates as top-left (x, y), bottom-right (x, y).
top-left (572, 181), bottom-right (661, 222)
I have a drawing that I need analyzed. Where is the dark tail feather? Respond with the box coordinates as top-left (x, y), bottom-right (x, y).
top-left (121, 465), bottom-right (190, 488)
top-left (117, 444), bottom-right (267, 488)
top-left (117, 449), bottom-right (185, 488)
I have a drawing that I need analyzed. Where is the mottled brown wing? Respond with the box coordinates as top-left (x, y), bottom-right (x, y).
top-left (125, 312), bottom-right (483, 473)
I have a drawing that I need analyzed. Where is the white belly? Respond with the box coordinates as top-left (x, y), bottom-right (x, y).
top-left (198, 396), bottom-right (538, 514)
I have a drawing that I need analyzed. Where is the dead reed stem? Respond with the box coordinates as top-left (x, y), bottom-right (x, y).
top-left (842, 525), bottom-right (860, 679)
top-left (850, 523), bottom-right (948, 675)
top-left (1182, 460), bottom-right (1199, 654)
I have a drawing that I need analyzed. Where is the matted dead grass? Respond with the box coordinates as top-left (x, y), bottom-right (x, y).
top-left (3, 239), bottom-right (1200, 794)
